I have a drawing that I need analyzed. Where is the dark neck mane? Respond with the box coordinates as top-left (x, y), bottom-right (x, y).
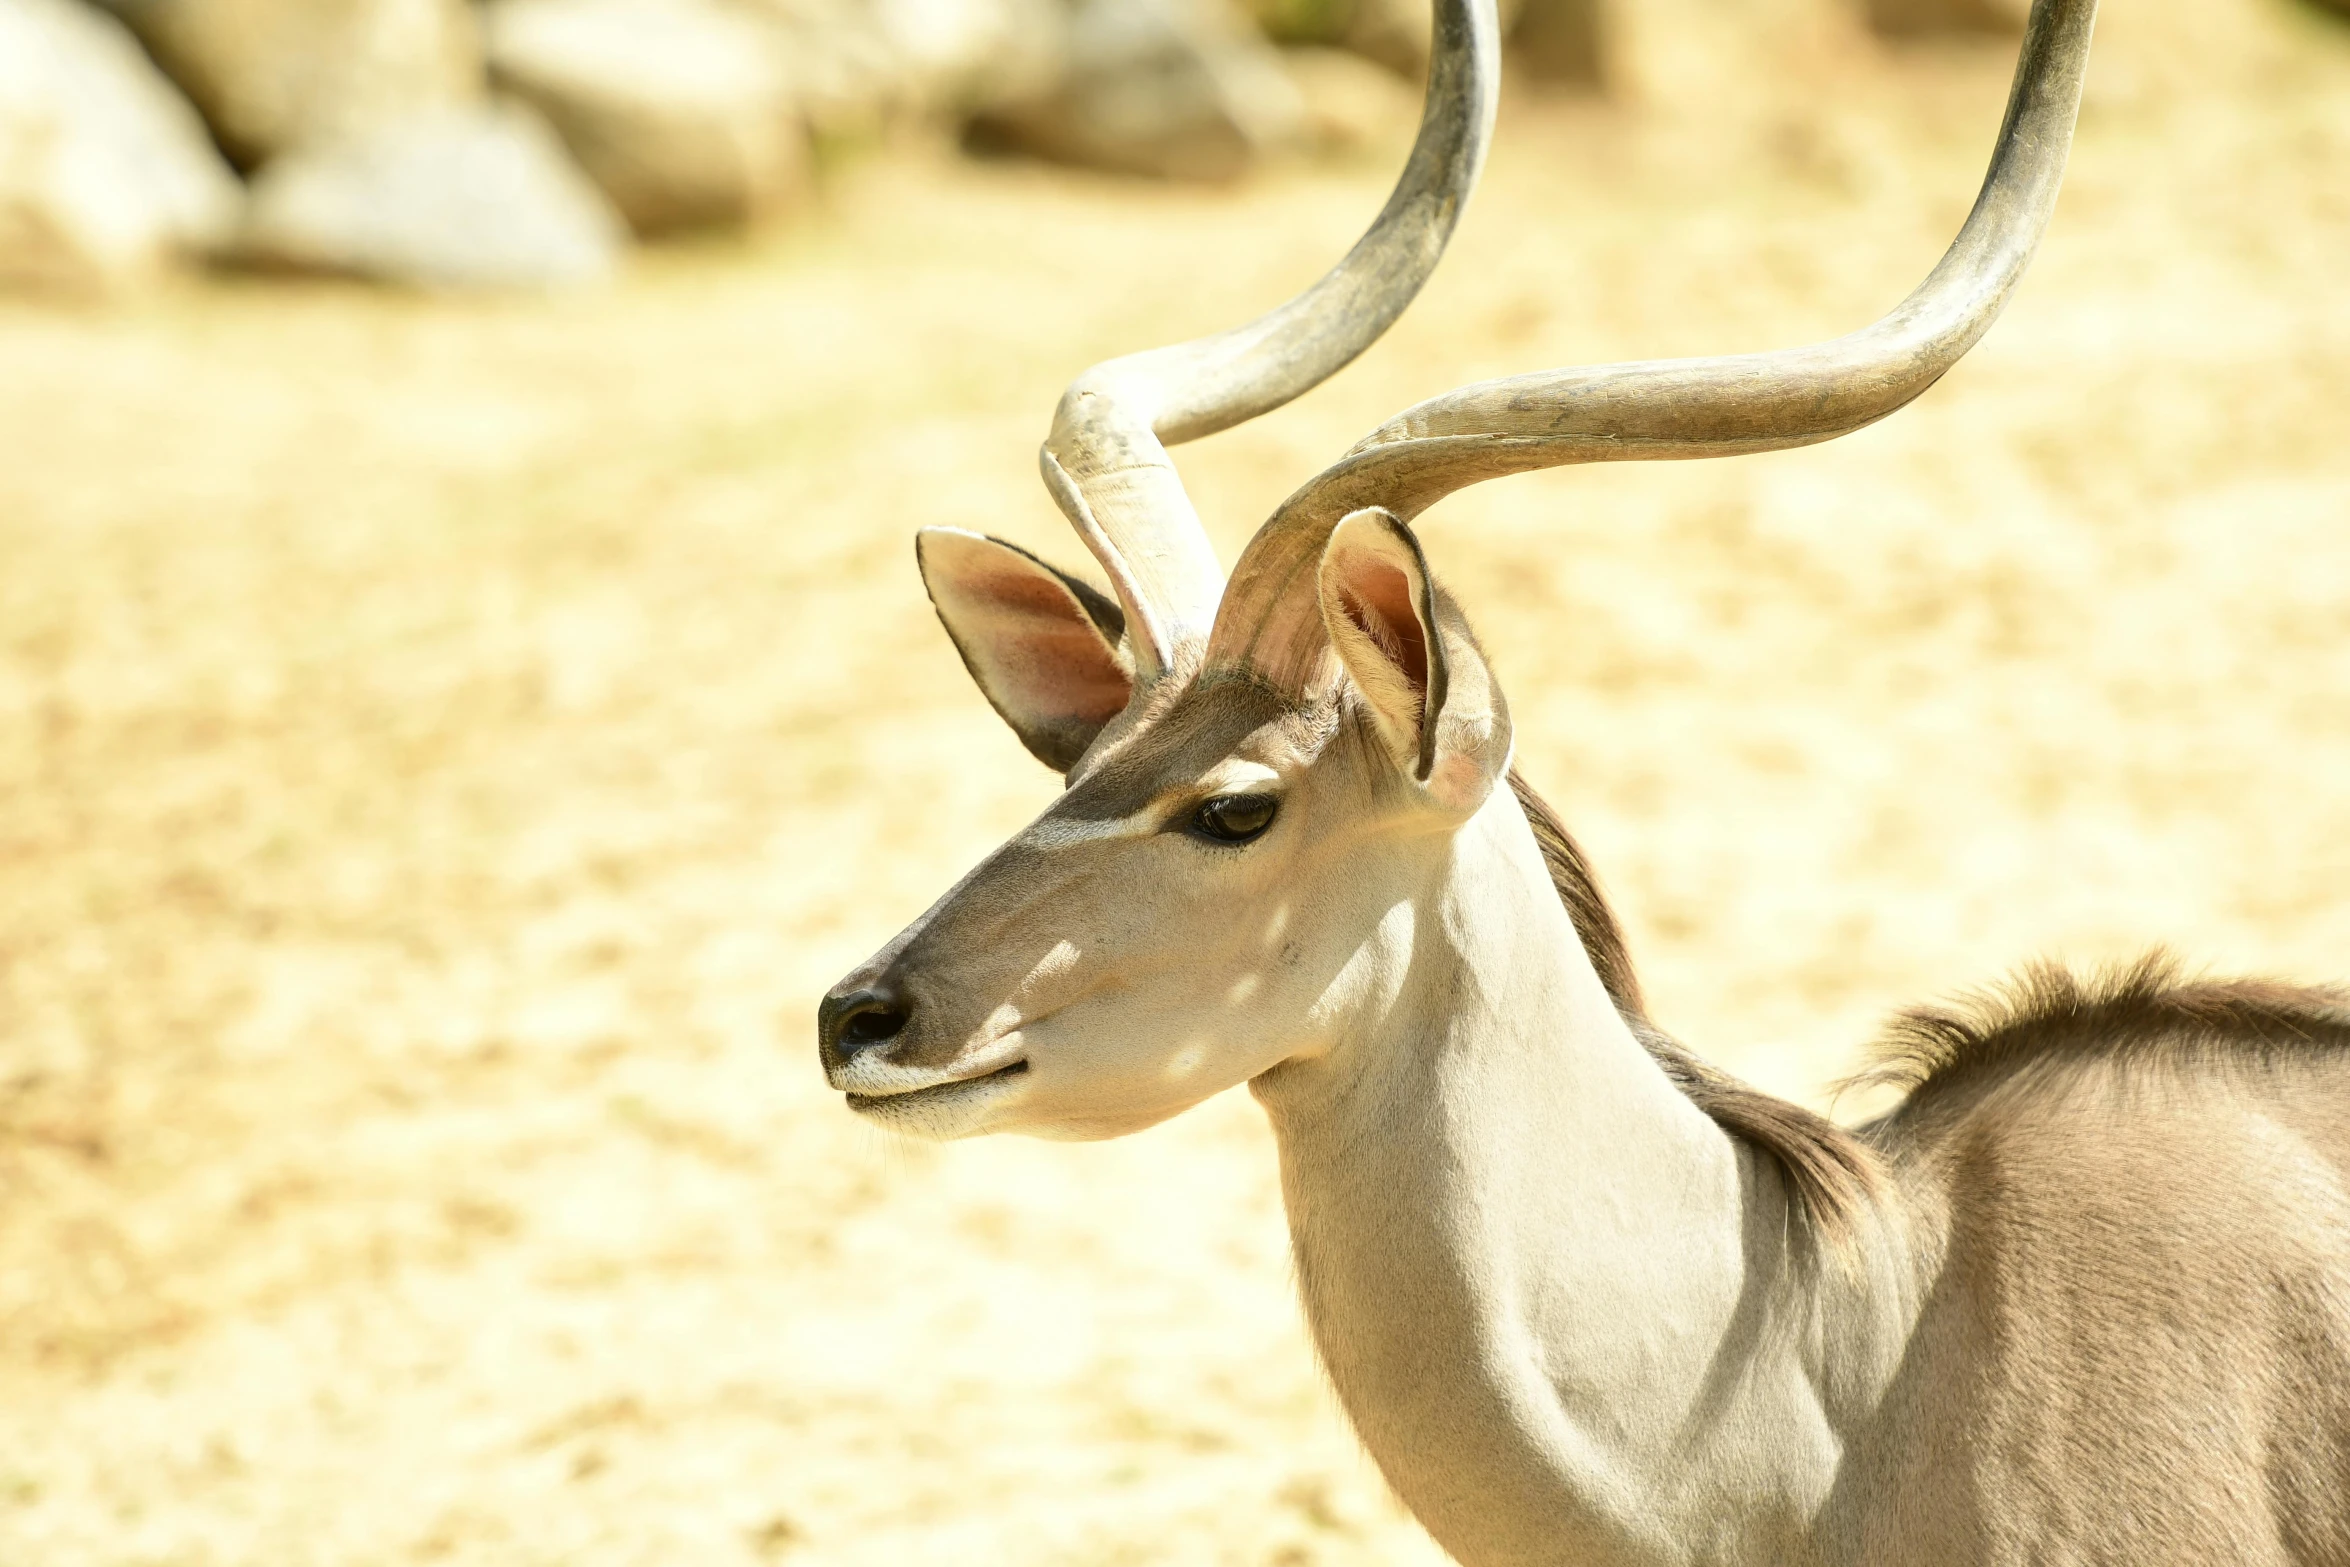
top-left (1507, 772), bottom-right (1883, 1244)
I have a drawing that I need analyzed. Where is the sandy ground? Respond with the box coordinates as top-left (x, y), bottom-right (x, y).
top-left (3, 1), bottom-right (2349, 1561)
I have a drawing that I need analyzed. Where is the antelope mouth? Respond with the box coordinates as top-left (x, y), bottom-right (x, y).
top-left (844, 1058), bottom-right (1030, 1114)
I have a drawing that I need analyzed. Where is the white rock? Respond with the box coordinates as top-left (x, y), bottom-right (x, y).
top-left (970, 0), bottom-right (1305, 181)
top-left (240, 101), bottom-right (625, 288)
top-left (724, 0), bottom-right (1120, 138)
top-left (727, 0), bottom-right (915, 135)
top-left (725, 0), bottom-right (982, 134)
top-left (486, 0), bottom-right (809, 234)
top-left (0, 0), bottom-right (241, 293)
top-left (867, 0), bottom-right (1062, 114)
top-left (91, 0), bottom-right (484, 166)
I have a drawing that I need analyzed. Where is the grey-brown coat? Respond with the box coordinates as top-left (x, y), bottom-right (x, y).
top-left (818, 0), bottom-right (2350, 1559)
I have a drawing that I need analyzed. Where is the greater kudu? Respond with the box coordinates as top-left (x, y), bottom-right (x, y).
top-left (820, 1), bottom-right (2350, 1559)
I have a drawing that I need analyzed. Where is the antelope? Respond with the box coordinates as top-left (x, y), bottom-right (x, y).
top-left (818, 0), bottom-right (2350, 1559)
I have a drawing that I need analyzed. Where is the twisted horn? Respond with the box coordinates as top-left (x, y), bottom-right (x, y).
top-left (1208, 0), bottom-right (2098, 686)
top-left (1043, 0), bottom-right (1503, 681)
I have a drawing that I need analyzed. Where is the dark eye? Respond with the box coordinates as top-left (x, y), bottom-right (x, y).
top-left (1189, 794), bottom-right (1279, 845)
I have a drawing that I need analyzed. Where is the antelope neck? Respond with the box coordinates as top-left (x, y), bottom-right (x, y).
top-left (1249, 790), bottom-right (1915, 1567)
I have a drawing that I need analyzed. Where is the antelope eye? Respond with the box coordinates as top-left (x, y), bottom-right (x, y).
top-left (1189, 794), bottom-right (1279, 845)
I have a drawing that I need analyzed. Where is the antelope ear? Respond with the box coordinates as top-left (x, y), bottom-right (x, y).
top-left (917, 529), bottom-right (1134, 772)
top-left (1317, 509), bottom-right (1510, 813)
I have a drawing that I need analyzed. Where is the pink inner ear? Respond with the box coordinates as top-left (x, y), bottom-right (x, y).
top-left (1338, 558), bottom-right (1430, 696)
top-left (965, 565), bottom-right (1128, 724)
top-left (970, 568), bottom-right (1089, 620)
top-left (1000, 622), bottom-right (1130, 723)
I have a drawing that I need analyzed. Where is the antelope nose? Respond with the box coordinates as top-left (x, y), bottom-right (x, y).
top-left (818, 983), bottom-right (911, 1071)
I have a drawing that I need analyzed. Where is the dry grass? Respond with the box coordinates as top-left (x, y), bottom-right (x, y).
top-left (3, 0), bottom-right (2348, 1560)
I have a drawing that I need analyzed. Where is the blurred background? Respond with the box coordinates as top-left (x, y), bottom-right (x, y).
top-left (3, 0), bottom-right (2349, 1560)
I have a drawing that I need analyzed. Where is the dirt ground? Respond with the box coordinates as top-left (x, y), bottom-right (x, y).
top-left (3, 1), bottom-right (2348, 1561)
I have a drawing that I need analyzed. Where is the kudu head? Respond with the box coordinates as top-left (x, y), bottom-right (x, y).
top-left (820, 0), bottom-right (2096, 1141)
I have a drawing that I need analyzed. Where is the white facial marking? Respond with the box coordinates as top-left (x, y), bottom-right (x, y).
top-left (828, 1032), bottom-right (1029, 1098)
top-left (1024, 939), bottom-right (1083, 989)
top-left (1021, 760), bottom-right (1284, 851)
top-left (847, 1068), bottom-right (1028, 1141)
top-left (1198, 760), bottom-right (1281, 796)
top-left (1020, 809), bottom-right (1158, 849)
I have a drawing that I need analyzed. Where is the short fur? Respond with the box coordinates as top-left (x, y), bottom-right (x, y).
top-left (835, 616), bottom-right (2350, 1564)
top-left (830, 0), bottom-right (2344, 1551)
top-left (1820, 953), bottom-right (2350, 1566)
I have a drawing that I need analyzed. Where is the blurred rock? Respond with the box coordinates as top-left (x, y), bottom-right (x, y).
top-left (729, 0), bottom-right (1057, 136)
top-left (1864, 0), bottom-right (2024, 35)
top-left (968, 0), bottom-right (1304, 181)
top-left (1283, 45), bottom-right (1417, 155)
top-left (240, 102), bottom-right (624, 287)
top-left (868, 0), bottom-right (1064, 115)
top-left (485, 0), bottom-right (809, 234)
top-left (729, 0), bottom-right (923, 135)
top-left (0, 0), bottom-right (239, 293)
top-left (92, 0), bottom-right (484, 167)
top-left (1509, 0), bottom-right (1602, 86)
top-left (1247, 0), bottom-right (1593, 88)
top-left (1330, 0), bottom-right (1428, 76)
top-left (1245, 0), bottom-right (1421, 75)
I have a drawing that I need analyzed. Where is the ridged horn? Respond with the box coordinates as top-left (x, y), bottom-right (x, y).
top-left (1041, 0), bottom-right (1503, 681)
top-left (1208, 0), bottom-right (2098, 688)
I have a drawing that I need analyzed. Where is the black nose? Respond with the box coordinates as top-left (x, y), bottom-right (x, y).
top-left (818, 983), bottom-right (912, 1071)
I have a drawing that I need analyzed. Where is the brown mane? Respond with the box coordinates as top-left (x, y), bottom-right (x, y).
top-left (1858, 950), bottom-right (2350, 1108)
top-left (1508, 773), bottom-right (1886, 1244)
top-left (1509, 780), bottom-right (2350, 1254)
